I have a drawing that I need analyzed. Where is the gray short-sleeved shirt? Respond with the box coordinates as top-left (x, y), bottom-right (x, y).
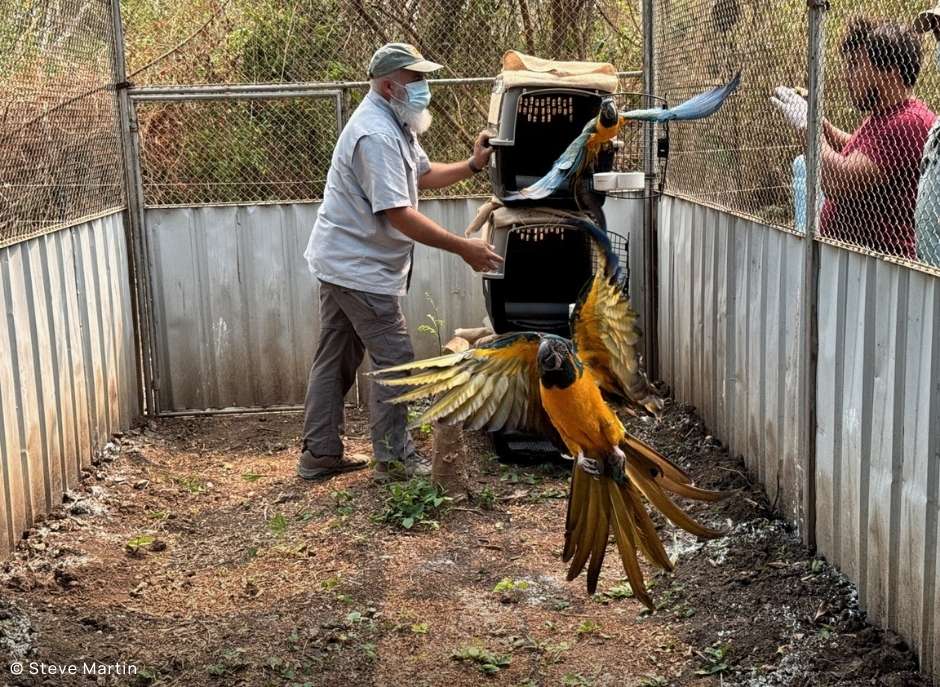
top-left (305, 90), bottom-right (431, 296)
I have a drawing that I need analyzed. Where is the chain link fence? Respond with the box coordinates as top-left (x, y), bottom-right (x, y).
top-left (656, 0), bottom-right (940, 274)
top-left (122, 0), bottom-right (642, 86)
top-left (656, 0), bottom-right (807, 230)
top-left (0, 1), bottom-right (125, 248)
top-left (815, 3), bottom-right (940, 269)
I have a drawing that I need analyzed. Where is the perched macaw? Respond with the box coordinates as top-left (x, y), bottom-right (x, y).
top-left (371, 220), bottom-right (724, 607)
top-left (505, 71), bottom-right (742, 202)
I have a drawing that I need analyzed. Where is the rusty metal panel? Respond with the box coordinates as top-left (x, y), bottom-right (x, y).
top-left (0, 211), bottom-right (138, 557)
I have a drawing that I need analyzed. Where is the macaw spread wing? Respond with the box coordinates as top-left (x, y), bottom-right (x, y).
top-left (370, 332), bottom-right (552, 435)
top-left (570, 220), bottom-right (664, 415)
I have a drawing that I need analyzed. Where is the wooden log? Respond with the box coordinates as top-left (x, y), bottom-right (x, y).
top-left (454, 326), bottom-right (494, 345)
top-left (431, 336), bottom-right (471, 494)
top-left (443, 336), bottom-right (470, 354)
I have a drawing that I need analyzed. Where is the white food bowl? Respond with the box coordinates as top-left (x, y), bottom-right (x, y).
top-left (593, 171), bottom-right (645, 192)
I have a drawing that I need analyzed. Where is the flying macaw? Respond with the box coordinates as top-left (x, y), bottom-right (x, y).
top-left (371, 220), bottom-right (724, 607)
top-left (505, 71), bottom-right (742, 202)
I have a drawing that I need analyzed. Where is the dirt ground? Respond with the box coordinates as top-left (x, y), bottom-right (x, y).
top-left (0, 401), bottom-right (933, 687)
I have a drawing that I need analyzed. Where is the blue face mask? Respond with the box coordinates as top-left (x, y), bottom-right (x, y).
top-left (394, 79), bottom-right (431, 111)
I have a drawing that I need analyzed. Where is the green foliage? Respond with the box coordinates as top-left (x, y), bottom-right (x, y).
top-left (451, 644), bottom-right (511, 675)
top-left (476, 485), bottom-right (497, 510)
top-left (242, 471), bottom-right (263, 482)
top-left (268, 513), bottom-right (288, 536)
top-left (416, 293), bottom-right (445, 355)
top-left (695, 643), bottom-right (732, 676)
top-left (332, 489), bottom-right (354, 516)
top-left (411, 622), bottom-right (430, 635)
top-left (174, 475), bottom-right (205, 494)
top-left (576, 619), bottom-right (601, 636)
top-left (372, 478), bottom-right (451, 530)
top-left (125, 535), bottom-right (155, 554)
top-left (493, 577), bottom-right (530, 593)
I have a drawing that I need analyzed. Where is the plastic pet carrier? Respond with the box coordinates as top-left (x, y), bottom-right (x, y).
top-left (486, 51), bottom-right (621, 208)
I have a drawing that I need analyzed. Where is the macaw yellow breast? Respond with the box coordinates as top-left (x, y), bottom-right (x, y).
top-left (539, 367), bottom-right (625, 456)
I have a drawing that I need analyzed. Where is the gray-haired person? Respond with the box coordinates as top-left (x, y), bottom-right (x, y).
top-left (298, 43), bottom-right (503, 482)
top-left (915, 4), bottom-right (940, 268)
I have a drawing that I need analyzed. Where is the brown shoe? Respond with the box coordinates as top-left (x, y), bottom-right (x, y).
top-left (297, 450), bottom-right (369, 480)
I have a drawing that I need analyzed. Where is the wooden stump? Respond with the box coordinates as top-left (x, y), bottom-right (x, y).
top-left (431, 421), bottom-right (466, 495)
top-left (430, 335), bottom-right (473, 493)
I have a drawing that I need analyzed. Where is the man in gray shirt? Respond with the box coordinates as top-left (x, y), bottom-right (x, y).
top-left (298, 43), bottom-right (502, 482)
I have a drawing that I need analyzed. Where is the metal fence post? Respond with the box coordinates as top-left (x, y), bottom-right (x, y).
top-left (642, 0), bottom-right (659, 381)
top-left (801, 0), bottom-right (827, 548)
top-left (109, 0), bottom-right (158, 417)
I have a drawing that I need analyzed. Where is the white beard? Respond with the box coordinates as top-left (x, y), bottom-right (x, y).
top-left (390, 100), bottom-right (433, 135)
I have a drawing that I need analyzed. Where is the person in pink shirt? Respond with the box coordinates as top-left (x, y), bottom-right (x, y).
top-left (773, 17), bottom-right (935, 259)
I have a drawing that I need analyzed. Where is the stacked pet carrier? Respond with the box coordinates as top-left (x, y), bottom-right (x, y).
top-left (477, 51), bottom-right (634, 338)
top-left (477, 52), bottom-right (637, 456)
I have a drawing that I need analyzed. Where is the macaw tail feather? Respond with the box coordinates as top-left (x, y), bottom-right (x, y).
top-left (563, 437), bottom-right (725, 608)
top-left (622, 70), bottom-right (741, 123)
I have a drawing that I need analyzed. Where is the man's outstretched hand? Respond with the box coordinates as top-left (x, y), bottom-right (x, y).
top-left (461, 237), bottom-right (503, 272)
top-left (770, 86), bottom-right (808, 131)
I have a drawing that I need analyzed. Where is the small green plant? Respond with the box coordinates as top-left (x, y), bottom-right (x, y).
top-left (639, 676), bottom-right (668, 687)
top-left (476, 485), bottom-right (497, 510)
top-left (811, 558), bottom-right (825, 574)
top-left (563, 674), bottom-right (594, 687)
top-left (576, 619), bottom-right (601, 637)
top-left (416, 292), bottom-right (445, 354)
top-left (175, 475), bottom-right (205, 494)
top-left (320, 576), bottom-right (340, 590)
top-left (695, 643), bottom-right (731, 676)
top-left (493, 577), bottom-right (530, 593)
top-left (373, 478), bottom-right (451, 530)
top-left (268, 513), bottom-right (288, 536)
top-left (594, 581), bottom-right (633, 603)
top-left (332, 489), bottom-right (354, 516)
top-left (407, 408), bottom-right (433, 436)
top-left (242, 471), bottom-right (263, 482)
top-left (411, 622), bottom-right (430, 634)
top-left (452, 645), bottom-right (511, 675)
top-left (147, 510), bottom-right (169, 521)
top-left (125, 535), bottom-right (155, 554)
top-left (493, 576), bottom-right (530, 603)
top-left (207, 647), bottom-right (249, 677)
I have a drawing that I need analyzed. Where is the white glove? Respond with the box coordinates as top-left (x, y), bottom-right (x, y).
top-left (770, 86), bottom-right (808, 130)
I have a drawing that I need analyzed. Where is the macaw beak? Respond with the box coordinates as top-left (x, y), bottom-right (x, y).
top-left (599, 98), bottom-right (619, 128)
top-left (538, 340), bottom-right (567, 372)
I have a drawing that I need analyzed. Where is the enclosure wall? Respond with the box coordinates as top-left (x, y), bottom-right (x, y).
top-left (146, 200), bottom-right (487, 412)
top-left (0, 212), bottom-right (139, 557)
top-left (658, 194), bottom-right (940, 676)
top-left (657, 195), bottom-right (806, 525)
top-left (815, 243), bottom-right (940, 675)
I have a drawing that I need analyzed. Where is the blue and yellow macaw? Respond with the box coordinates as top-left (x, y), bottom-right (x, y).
top-left (371, 220), bottom-right (724, 607)
top-left (505, 71), bottom-right (742, 202)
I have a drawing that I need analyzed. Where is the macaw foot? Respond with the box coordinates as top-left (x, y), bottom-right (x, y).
top-left (607, 446), bottom-right (627, 485)
top-left (576, 452), bottom-right (603, 478)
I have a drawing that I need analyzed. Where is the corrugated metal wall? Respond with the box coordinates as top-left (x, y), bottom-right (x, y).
top-left (659, 194), bottom-right (940, 677)
top-left (815, 244), bottom-right (940, 675)
top-left (0, 211), bottom-right (139, 557)
top-left (657, 195), bottom-right (807, 524)
top-left (146, 200), bottom-right (489, 412)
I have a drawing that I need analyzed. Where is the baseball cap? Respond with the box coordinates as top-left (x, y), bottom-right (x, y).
top-left (914, 4), bottom-right (940, 32)
top-left (368, 43), bottom-right (443, 78)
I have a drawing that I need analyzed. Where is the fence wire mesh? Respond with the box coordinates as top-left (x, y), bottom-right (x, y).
top-left (657, 0), bottom-right (940, 273)
top-left (656, 0), bottom-right (808, 230)
top-left (122, 0), bottom-right (642, 86)
top-left (137, 95), bottom-right (341, 206)
top-left (0, 1), bottom-right (125, 247)
top-left (811, 5), bottom-right (940, 269)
